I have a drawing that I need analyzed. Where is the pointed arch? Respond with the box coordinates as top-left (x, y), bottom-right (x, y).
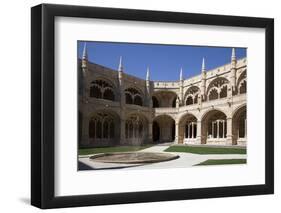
top-left (239, 79), bottom-right (247, 94)
top-left (201, 109), bottom-right (227, 144)
top-left (90, 79), bottom-right (115, 101)
top-left (125, 113), bottom-right (148, 145)
top-left (220, 85), bottom-right (228, 98)
top-left (237, 70), bottom-right (247, 94)
top-left (208, 88), bottom-right (219, 100)
top-left (153, 115), bottom-right (175, 143)
top-left (103, 88), bottom-right (115, 101)
top-left (152, 96), bottom-right (159, 108)
top-left (125, 87), bottom-right (144, 106)
top-left (206, 77), bottom-right (229, 101)
top-left (237, 70), bottom-right (246, 86)
top-left (88, 110), bottom-right (120, 146)
top-left (184, 86), bottom-right (200, 106)
top-left (152, 91), bottom-right (178, 108)
top-left (232, 105), bottom-right (247, 145)
top-left (178, 112), bottom-right (198, 144)
top-left (186, 95), bottom-right (193, 105)
top-left (134, 95), bottom-right (143, 106)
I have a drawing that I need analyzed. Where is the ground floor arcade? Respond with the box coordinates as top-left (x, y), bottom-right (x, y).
top-left (79, 105), bottom-right (247, 147)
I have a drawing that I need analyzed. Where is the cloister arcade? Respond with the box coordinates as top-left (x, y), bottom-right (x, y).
top-left (125, 113), bottom-right (148, 145)
top-left (83, 105), bottom-right (247, 147)
top-left (232, 105), bottom-right (247, 145)
top-left (89, 79), bottom-right (115, 101)
top-left (81, 79), bottom-right (247, 147)
top-left (237, 71), bottom-right (247, 95)
top-left (178, 113), bottom-right (198, 144)
top-left (201, 110), bottom-right (227, 145)
top-left (79, 47), bottom-right (247, 148)
top-left (152, 91), bottom-right (177, 108)
top-left (87, 110), bottom-right (120, 146)
top-left (184, 86), bottom-right (200, 106)
top-left (125, 87), bottom-right (144, 106)
top-left (207, 77), bottom-right (228, 101)
top-left (153, 115), bottom-right (175, 143)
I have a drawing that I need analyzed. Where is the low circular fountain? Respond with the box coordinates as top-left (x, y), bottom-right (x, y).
top-left (89, 152), bottom-right (179, 164)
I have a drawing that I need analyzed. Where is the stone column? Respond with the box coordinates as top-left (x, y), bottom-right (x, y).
top-left (187, 123), bottom-right (190, 139)
top-left (81, 115), bottom-right (90, 146)
top-left (212, 122), bottom-right (214, 138)
top-left (222, 120), bottom-right (225, 138)
top-left (226, 117), bottom-right (233, 145)
top-left (120, 118), bottom-right (126, 145)
top-left (190, 122), bottom-right (194, 139)
top-left (245, 118), bottom-right (247, 138)
top-left (196, 120), bottom-right (202, 144)
top-left (217, 120), bottom-right (220, 138)
top-left (194, 123), bottom-right (197, 138)
top-left (148, 121), bottom-right (153, 143)
top-left (83, 81), bottom-right (90, 101)
top-left (179, 85), bottom-right (183, 106)
top-left (174, 122), bottom-right (179, 144)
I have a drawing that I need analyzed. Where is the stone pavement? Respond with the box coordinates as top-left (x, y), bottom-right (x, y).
top-left (78, 144), bottom-right (247, 171)
top-left (137, 143), bottom-right (171, 153)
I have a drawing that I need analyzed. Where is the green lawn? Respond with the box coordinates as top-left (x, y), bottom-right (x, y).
top-left (196, 159), bottom-right (247, 166)
top-left (164, 146), bottom-right (246, 155)
top-left (79, 145), bottom-right (153, 155)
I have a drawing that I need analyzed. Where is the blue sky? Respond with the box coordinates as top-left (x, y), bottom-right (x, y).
top-left (78, 41), bottom-right (246, 81)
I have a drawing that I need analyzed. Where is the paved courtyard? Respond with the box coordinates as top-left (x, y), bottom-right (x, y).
top-left (78, 144), bottom-right (247, 171)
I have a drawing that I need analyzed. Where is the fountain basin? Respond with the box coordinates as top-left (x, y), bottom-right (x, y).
top-left (89, 152), bottom-right (179, 164)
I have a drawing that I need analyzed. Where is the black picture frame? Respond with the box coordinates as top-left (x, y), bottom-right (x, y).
top-left (31, 3), bottom-right (274, 209)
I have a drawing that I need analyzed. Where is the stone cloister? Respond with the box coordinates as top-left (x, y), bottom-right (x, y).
top-left (79, 45), bottom-right (247, 148)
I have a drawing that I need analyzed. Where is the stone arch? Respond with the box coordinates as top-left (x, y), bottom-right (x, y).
top-left (237, 70), bottom-right (247, 94)
top-left (152, 96), bottom-right (159, 108)
top-left (103, 88), bottom-right (115, 100)
top-left (152, 91), bottom-right (178, 108)
top-left (125, 113), bottom-right (148, 145)
top-left (194, 94), bottom-right (198, 104)
top-left (134, 95), bottom-right (143, 106)
top-left (220, 85), bottom-right (228, 98)
top-left (125, 93), bottom-right (133, 104)
top-left (232, 103), bottom-right (246, 117)
top-left (88, 110), bottom-right (120, 147)
top-left (186, 95), bottom-right (193, 105)
top-left (89, 79), bottom-right (116, 101)
top-left (201, 109), bottom-right (227, 145)
top-left (238, 79), bottom-right (246, 94)
top-left (172, 96), bottom-right (177, 108)
top-left (125, 87), bottom-right (144, 106)
top-left (237, 72), bottom-right (246, 94)
top-left (207, 77), bottom-right (229, 101)
top-left (126, 110), bottom-right (151, 126)
top-left (178, 112), bottom-right (198, 144)
top-left (237, 70), bottom-right (246, 84)
top-left (153, 114), bottom-right (175, 143)
top-left (208, 88), bottom-right (219, 100)
top-left (184, 86), bottom-right (200, 106)
top-left (200, 107), bottom-right (230, 124)
top-left (232, 105), bottom-right (247, 145)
